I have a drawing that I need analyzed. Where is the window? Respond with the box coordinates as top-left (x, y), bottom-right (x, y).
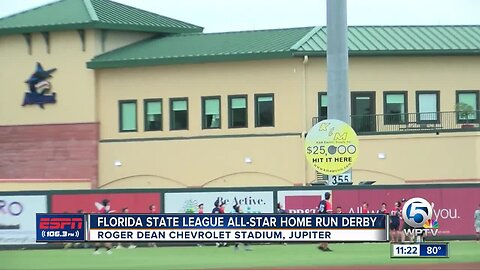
top-left (318, 92), bottom-right (328, 121)
top-left (228, 95), bottom-right (248, 128)
top-left (383, 92), bottom-right (407, 124)
top-left (351, 91), bottom-right (376, 133)
top-left (144, 99), bottom-right (162, 131)
top-left (202, 97), bottom-right (221, 129)
top-left (119, 100), bottom-right (137, 132)
top-left (416, 91), bottom-right (440, 123)
top-left (255, 94), bottom-right (274, 127)
top-left (456, 91), bottom-right (479, 123)
top-left (170, 98), bottom-right (188, 130)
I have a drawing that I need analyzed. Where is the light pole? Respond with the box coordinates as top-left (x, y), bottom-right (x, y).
top-left (326, 0), bottom-right (352, 184)
top-left (327, 0), bottom-right (350, 124)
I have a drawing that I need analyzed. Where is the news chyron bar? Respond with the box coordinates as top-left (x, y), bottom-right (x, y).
top-left (36, 213), bottom-right (388, 243)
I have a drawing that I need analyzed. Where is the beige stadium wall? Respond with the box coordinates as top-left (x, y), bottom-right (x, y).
top-left (93, 30), bottom-right (155, 56)
top-left (97, 58), bottom-right (310, 188)
top-left (0, 181), bottom-right (91, 191)
top-left (0, 29), bottom-right (155, 125)
top-left (0, 28), bottom-right (174, 191)
top-left (99, 136), bottom-right (305, 188)
top-left (304, 56), bottom-right (480, 184)
top-left (353, 132), bottom-right (480, 184)
top-left (96, 55), bottom-right (480, 188)
top-left (348, 56), bottom-right (480, 115)
top-left (0, 30), bottom-right (98, 125)
top-left (305, 56), bottom-right (480, 125)
top-left (0, 30), bottom-right (102, 191)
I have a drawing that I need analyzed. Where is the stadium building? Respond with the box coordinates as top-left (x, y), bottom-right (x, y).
top-left (1, 0), bottom-right (479, 191)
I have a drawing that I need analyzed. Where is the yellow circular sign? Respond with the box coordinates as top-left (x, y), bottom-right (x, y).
top-left (305, 119), bottom-right (359, 175)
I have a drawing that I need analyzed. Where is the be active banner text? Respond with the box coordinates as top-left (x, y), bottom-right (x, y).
top-left (37, 214), bottom-right (389, 242)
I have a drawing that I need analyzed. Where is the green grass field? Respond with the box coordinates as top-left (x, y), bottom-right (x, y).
top-left (1, 242), bottom-right (479, 270)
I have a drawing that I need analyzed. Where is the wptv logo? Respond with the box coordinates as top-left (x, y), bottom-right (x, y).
top-left (402, 197), bottom-right (439, 238)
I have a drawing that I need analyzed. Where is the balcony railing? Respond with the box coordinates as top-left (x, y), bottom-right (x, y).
top-left (312, 110), bottom-right (480, 135)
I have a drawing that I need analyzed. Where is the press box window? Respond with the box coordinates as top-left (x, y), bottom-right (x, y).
top-left (255, 94), bottom-right (274, 127)
top-left (416, 91), bottom-right (440, 123)
top-left (456, 91), bottom-right (479, 123)
top-left (170, 99), bottom-right (188, 130)
top-left (229, 96), bottom-right (247, 128)
top-left (202, 97), bottom-right (221, 129)
top-left (119, 100), bottom-right (137, 132)
top-left (318, 92), bottom-right (328, 121)
top-left (144, 99), bottom-right (162, 131)
top-left (384, 92), bottom-right (407, 124)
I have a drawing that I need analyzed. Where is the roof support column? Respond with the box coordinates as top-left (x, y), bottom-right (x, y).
top-left (77, 29), bottom-right (86, 52)
top-left (101, 29), bottom-right (108, 53)
top-left (41, 32), bottom-right (50, 54)
top-left (23, 33), bottom-right (32, 55)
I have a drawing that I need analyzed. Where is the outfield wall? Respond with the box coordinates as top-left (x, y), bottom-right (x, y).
top-left (1, 183), bottom-right (479, 245)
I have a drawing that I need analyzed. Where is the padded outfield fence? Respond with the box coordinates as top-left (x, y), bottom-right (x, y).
top-left (0, 183), bottom-right (479, 248)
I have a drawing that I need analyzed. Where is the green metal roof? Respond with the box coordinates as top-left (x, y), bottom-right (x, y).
top-left (88, 25), bottom-right (480, 69)
top-left (87, 27), bottom-right (314, 68)
top-left (294, 25), bottom-right (480, 56)
top-left (0, 0), bottom-right (203, 35)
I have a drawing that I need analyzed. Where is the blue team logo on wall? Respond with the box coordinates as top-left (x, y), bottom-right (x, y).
top-left (22, 63), bottom-right (57, 109)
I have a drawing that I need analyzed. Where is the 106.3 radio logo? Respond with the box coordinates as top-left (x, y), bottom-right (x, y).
top-left (402, 197), bottom-right (439, 237)
top-left (36, 214), bottom-right (85, 242)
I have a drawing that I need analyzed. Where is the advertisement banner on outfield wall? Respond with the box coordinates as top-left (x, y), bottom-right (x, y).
top-left (332, 187), bottom-right (480, 236)
top-left (164, 191), bottom-right (274, 213)
top-left (51, 193), bottom-right (161, 214)
top-left (0, 195), bottom-right (47, 245)
top-left (277, 190), bottom-right (332, 214)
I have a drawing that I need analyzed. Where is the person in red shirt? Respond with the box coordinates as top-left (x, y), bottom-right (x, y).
top-left (148, 204), bottom-right (158, 247)
top-left (377, 203), bottom-right (388, 214)
top-left (197, 203), bottom-right (205, 247)
top-left (116, 207), bottom-right (136, 249)
top-left (212, 200), bottom-right (227, 247)
top-left (361, 202), bottom-right (369, 214)
top-left (233, 203), bottom-right (252, 251)
top-left (93, 199), bottom-right (113, 255)
top-left (219, 202), bottom-right (225, 214)
top-left (390, 201), bottom-right (402, 243)
top-left (219, 202), bottom-right (227, 246)
top-left (318, 193), bottom-right (332, 214)
top-left (318, 192), bottom-right (333, 252)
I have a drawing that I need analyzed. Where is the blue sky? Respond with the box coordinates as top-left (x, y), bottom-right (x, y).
top-left (1, 0), bottom-right (479, 33)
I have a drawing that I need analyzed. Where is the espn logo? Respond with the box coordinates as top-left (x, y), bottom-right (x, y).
top-left (39, 217), bottom-right (83, 230)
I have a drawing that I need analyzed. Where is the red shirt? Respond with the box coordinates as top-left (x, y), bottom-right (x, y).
top-left (361, 207), bottom-right (368, 214)
top-left (325, 201), bottom-right (333, 213)
top-left (378, 209), bottom-right (388, 214)
top-left (390, 207), bottom-right (401, 217)
top-left (198, 209), bottom-right (204, 214)
top-left (319, 200), bottom-right (332, 213)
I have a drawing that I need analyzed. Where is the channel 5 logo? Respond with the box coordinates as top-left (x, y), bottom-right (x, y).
top-left (402, 197), bottom-right (439, 237)
top-left (39, 217), bottom-right (83, 229)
